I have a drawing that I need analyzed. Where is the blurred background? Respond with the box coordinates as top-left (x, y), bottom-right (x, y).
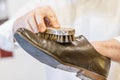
top-left (0, 0), bottom-right (8, 24)
top-left (0, 0), bottom-right (30, 24)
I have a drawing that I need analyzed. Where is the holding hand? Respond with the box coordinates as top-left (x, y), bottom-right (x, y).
top-left (13, 6), bottom-right (60, 33)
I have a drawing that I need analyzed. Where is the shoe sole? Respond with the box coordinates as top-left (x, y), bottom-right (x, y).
top-left (14, 32), bottom-right (106, 80)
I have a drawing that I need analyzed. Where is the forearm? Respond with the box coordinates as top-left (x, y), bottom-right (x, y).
top-left (91, 39), bottom-right (120, 62)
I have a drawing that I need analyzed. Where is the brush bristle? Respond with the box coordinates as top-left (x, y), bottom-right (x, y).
top-left (36, 27), bottom-right (75, 43)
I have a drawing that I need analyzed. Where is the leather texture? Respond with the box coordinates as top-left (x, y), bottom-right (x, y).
top-left (14, 28), bottom-right (111, 79)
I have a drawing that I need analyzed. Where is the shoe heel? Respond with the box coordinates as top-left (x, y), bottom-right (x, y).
top-left (76, 70), bottom-right (92, 80)
top-left (76, 69), bottom-right (106, 80)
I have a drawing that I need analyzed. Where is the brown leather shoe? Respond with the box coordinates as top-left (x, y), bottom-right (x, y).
top-left (14, 28), bottom-right (111, 80)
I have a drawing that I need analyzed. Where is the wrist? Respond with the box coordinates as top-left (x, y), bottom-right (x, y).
top-left (91, 41), bottom-right (106, 56)
top-left (91, 39), bottom-right (120, 62)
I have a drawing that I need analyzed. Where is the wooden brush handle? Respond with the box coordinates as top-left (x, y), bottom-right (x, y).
top-left (45, 27), bottom-right (75, 35)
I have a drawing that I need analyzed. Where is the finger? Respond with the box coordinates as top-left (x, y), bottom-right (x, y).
top-left (45, 7), bottom-right (60, 28)
top-left (44, 17), bottom-right (51, 27)
top-left (23, 15), bottom-right (34, 32)
top-left (13, 16), bottom-right (30, 33)
top-left (27, 12), bottom-right (39, 33)
top-left (34, 9), bottom-right (46, 32)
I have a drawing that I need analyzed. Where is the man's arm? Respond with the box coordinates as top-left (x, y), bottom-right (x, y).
top-left (91, 38), bottom-right (120, 62)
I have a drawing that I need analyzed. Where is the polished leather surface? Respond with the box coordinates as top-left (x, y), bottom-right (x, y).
top-left (15, 28), bottom-right (111, 78)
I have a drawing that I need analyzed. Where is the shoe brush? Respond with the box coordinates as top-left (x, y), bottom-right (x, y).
top-left (36, 27), bottom-right (75, 43)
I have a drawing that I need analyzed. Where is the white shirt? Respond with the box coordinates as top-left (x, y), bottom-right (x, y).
top-left (115, 36), bottom-right (120, 42)
top-left (0, 0), bottom-right (120, 80)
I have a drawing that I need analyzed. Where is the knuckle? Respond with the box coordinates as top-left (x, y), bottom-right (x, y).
top-left (45, 6), bottom-right (51, 9)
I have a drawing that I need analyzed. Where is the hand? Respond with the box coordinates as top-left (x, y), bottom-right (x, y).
top-left (91, 39), bottom-right (120, 62)
top-left (13, 6), bottom-right (60, 33)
